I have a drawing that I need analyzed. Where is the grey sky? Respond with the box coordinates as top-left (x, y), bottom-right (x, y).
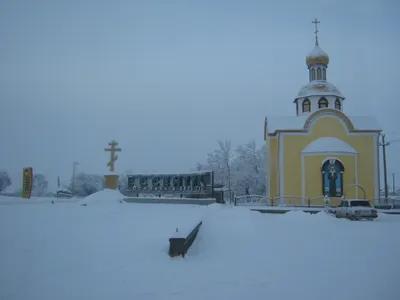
top-left (1, 0), bottom-right (399, 191)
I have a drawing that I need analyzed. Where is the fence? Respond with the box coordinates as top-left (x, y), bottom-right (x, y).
top-left (234, 195), bottom-right (399, 208)
top-left (234, 195), bottom-right (269, 206)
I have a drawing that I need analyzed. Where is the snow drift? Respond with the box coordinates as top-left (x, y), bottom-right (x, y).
top-left (0, 198), bottom-right (399, 300)
top-left (79, 189), bottom-right (125, 205)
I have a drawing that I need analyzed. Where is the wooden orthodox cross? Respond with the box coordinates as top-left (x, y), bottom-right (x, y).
top-left (105, 140), bottom-right (121, 172)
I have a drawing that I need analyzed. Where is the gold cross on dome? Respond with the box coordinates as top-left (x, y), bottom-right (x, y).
top-left (104, 140), bottom-right (121, 172)
top-left (312, 18), bottom-right (320, 46)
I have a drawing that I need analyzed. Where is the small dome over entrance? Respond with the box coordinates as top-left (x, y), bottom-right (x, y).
top-left (302, 137), bottom-right (357, 154)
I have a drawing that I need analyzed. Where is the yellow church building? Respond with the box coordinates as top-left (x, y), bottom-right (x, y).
top-left (264, 20), bottom-right (382, 206)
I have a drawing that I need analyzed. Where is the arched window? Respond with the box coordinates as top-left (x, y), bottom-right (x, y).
top-left (323, 68), bottom-right (326, 80)
top-left (311, 69), bottom-right (316, 81)
top-left (335, 98), bottom-right (341, 110)
top-left (302, 99), bottom-right (311, 113)
top-left (321, 159), bottom-right (345, 197)
top-left (317, 68), bottom-right (322, 80)
top-left (318, 97), bottom-right (328, 109)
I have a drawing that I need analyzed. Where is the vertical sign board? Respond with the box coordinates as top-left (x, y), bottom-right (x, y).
top-left (21, 168), bottom-right (33, 199)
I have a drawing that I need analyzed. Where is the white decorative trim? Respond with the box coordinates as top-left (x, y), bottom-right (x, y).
top-left (275, 131), bottom-right (374, 137)
top-left (302, 152), bottom-right (357, 157)
top-left (279, 134), bottom-right (284, 203)
top-left (276, 113), bottom-right (376, 137)
top-left (321, 157), bottom-right (345, 167)
top-left (304, 150), bottom-right (357, 155)
top-left (373, 133), bottom-right (379, 200)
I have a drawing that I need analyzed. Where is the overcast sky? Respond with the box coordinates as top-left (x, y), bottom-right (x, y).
top-left (1, 0), bottom-right (399, 191)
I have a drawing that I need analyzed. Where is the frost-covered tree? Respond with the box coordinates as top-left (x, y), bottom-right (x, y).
top-left (232, 141), bottom-right (266, 195)
top-left (194, 162), bottom-right (208, 172)
top-left (31, 173), bottom-right (48, 197)
top-left (71, 172), bottom-right (104, 197)
top-left (193, 140), bottom-right (235, 200)
top-left (0, 170), bottom-right (12, 192)
top-left (117, 169), bottom-right (134, 190)
top-left (196, 140), bottom-right (267, 197)
top-left (207, 140), bottom-right (234, 192)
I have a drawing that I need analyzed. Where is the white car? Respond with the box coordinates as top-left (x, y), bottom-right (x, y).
top-left (334, 199), bottom-right (378, 220)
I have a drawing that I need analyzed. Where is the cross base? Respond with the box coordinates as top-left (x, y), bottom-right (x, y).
top-left (104, 174), bottom-right (119, 190)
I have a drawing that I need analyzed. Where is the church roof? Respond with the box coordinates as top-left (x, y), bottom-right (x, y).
top-left (302, 137), bottom-right (357, 154)
top-left (265, 114), bottom-right (381, 134)
top-left (296, 80), bottom-right (343, 99)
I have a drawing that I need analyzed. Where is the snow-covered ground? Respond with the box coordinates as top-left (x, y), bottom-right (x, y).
top-left (0, 192), bottom-right (399, 300)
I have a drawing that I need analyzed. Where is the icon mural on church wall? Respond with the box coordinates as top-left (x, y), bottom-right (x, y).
top-left (322, 159), bottom-right (344, 197)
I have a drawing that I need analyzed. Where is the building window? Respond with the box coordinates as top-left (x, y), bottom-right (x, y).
top-left (335, 98), bottom-right (341, 110)
top-left (317, 68), bottom-right (322, 80)
top-left (302, 99), bottom-right (311, 112)
top-left (318, 97), bottom-right (328, 109)
top-left (311, 69), bottom-right (316, 81)
top-left (323, 68), bottom-right (326, 80)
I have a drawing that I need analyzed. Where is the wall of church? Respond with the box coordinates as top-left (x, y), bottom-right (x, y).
top-left (268, 137), bottom-right (278, 198)
top-left (280, 116), bottom-right (378, 204)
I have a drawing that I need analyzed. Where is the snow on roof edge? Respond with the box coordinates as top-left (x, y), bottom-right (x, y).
top-left (266, 114), bottom-right (382, 134)
top-left (302, 137), bottom-right (357, 154)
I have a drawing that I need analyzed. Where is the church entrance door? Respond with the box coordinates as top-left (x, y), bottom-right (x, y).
top-left (322, 159), bottom-right (344, 197)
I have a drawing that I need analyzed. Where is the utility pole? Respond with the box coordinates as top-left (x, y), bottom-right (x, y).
top-left (379, 134), bottom-right (390, 203)
top-left (393, 173), bottom-right (396, 196)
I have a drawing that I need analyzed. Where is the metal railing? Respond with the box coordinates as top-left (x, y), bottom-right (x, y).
top-left (234, 195), bottom-right (269, 206)
top-left (233, 194), bottom-right (399, 209)
top-left (168, 221), bottom-right (202, 258)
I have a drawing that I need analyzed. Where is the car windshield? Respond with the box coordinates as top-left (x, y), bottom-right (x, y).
top-left (350, 201), bottom-right (371, 207)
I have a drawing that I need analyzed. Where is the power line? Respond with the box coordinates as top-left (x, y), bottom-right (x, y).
top-left (389, 138), bottom-right (400, 143)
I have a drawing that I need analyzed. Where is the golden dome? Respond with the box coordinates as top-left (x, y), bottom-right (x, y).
top-left (306, 45), bottom-right (329, 67)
